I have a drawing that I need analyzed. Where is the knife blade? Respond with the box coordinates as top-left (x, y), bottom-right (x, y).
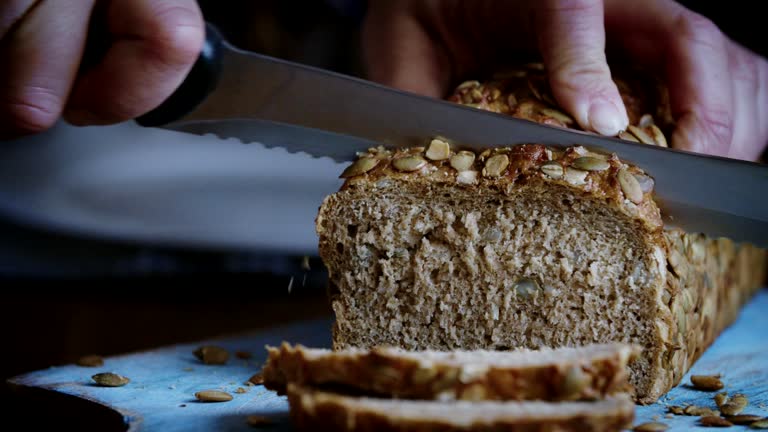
top-left (136, 23), bottom-right (768, 248)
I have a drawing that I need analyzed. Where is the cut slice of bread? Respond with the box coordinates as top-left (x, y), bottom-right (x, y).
top-left (263, 342), bottom-right (639, 401)
top-left (286, 383), bottom-right (636, 432)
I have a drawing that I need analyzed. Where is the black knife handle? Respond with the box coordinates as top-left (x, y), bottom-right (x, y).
top-left (135, 22), bottom-right (224, 127)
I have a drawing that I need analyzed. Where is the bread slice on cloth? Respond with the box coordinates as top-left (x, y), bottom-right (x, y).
top-left (263, 342), bottom-right (638, 401)
top-left (286, 383), bottom-right (636, 432)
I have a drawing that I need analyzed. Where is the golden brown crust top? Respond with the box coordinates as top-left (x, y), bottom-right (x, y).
top-left (337, 141), bottom-right (663, 232)
top-left (446, 63), bottom-right (674, 147)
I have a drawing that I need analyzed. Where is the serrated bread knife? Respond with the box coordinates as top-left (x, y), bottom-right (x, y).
top-left (134, 23), bottom-right (768, 248)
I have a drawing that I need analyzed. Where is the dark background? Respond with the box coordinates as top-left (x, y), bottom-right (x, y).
top-left (2, 0), bottom-right (766, 429)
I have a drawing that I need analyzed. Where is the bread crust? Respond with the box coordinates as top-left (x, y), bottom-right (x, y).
top-left (262, 342), bottom-right (638, 402)
top-left (286, 384), bottom-right (636, 432)
top-left (335, 143), bottom-right (663, 231)
top-left (446, 62), bottom-right (675, 145)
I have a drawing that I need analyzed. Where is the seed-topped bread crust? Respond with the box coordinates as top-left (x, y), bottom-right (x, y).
top-left (338, 142), bottom-right (662, 232)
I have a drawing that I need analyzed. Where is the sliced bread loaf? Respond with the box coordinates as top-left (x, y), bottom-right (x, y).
top-left (263, 342), bottom-right (638, 401)
top-left (314, 63), bottom-right (768, 404)
top-left (286, 383), bottom-right (636, 432)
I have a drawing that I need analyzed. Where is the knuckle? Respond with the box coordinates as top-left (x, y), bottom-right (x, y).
top-left (144, 2), bottom-right (204, 68)
top-left (96, 95), bottom-right (147, 123)
top-left (540, 0), bottom-right (601, 14)
top-left (673, 11), bottom-right (724, 50)
top-left (549, 62), bottom-right (614, 96)
top-left (698, 108), bottom-right (734, 149)
top-left (0, 85), bottom-right (62, 134)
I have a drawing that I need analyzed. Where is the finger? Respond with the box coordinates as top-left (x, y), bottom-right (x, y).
top-left (725, 42), bottom-right (768, 161)
top-left (535, 0), bottom-right (628, 136)
top-left (0, 0), bottom-right (94, 138)
top-left (64, 0), bottom-right (204, 125)
top-left (361, 0), bottom-right (450, 98)
top-left (664, 11), bottom-right (734, 157)
top-left (0, 0), bottom-right (38, 38)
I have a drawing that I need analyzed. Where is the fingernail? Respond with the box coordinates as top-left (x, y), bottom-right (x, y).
top-left (588, 100), bottom-right (626, 136)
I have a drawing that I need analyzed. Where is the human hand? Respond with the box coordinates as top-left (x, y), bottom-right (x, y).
top-left (0, 0), bottom-right (204, 139)
top-left (362, 0), bottom-right (768, 161)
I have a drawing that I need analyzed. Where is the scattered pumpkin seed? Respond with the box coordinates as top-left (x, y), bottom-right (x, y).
top-left (393, 155), bottom-right (427, 172)
top-left (691, 375), bottom-right (724, 391)
top-left (573, 156), bottom-right (610, 171)
top-left (340, 156), bottom-right (379, 178)
top-left (727, 415), bottom-right (764, 425)
top-left (632, 422), bottom-right (669, 432)
top-left (246, 415), bottom-right (273, 427)
top-left (249, 373), bottom-right (264, 385)
top-left (540, 162), bottom-right (564, 178)
top-left (721, 394), bottom-right (748, 415)
top-left (195, 390), bottom-right (233, 402)
top-left (619, 130), bottom-right (640, 143)
top-left (76, 355), bottom-right (104, 367)
top-left (483, 154), bottom-right (509, 178)
top-left (699, 416), bottom-right (732, 427)
top-left (750, 419), bottom-right (768, 429)
top-left (628, 125), bottom-right (655, 145)
top-left (667, 406), bottom-right (685, 415)
top-left (450, 151), bottom-right (476, 171)
top-left (638, 114), bottom-right (654, 128)
top-left (194, 346), bottom-right (230, 365)
top-left (714, 392), bottom-right (729, 407)
top-left (618, 169), bottom-right (643, 204)
top-left (649, 125), bottom-right (668, 147)
top-left (684, 405), bottom-right (719, 417)
top-left (92, 372), bottom-right (130, 387)
top-left (426, 139), bottom-right (451, 161)
top-left (235, 387), bottom-right (248, 394)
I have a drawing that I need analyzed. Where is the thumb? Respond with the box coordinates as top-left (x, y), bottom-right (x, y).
top-left (535, 0), bottom-right (628, 136)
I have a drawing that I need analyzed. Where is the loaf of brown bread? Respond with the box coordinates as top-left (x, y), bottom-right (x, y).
top-left (286, 384), bottom-right (636, 432)
top-left (314, 64), bottom-right (768, 404)
top-left (262, 342), bottom-right (638, 401)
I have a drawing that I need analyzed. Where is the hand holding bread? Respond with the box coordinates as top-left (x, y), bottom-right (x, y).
top-left (363, 0), bottom-right (768, 161)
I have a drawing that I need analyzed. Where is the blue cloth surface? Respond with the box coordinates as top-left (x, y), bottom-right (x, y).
top-left (9, 290), bottom-right (768, 431)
